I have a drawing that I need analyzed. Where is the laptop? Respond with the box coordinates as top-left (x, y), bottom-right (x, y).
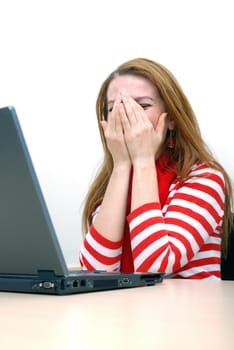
top-left (0, 106), bottom-right (164, 295)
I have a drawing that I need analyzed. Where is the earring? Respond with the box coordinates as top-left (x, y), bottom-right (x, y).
top-left (168, 129), bottom-right (174, 149)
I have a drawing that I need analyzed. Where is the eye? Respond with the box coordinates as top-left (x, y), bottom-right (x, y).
top-left (140, 104), bottom-right (152, 110)
top-left (107, 103), bottom-right (114, 113)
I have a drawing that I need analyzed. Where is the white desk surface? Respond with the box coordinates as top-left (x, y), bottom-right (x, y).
top-left (0, 278), bottom-right (233, 350)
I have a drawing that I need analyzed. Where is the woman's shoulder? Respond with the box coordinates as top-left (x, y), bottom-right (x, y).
top-left (183, 162), bottom-right (226, 193)
top-left (169, 161), bottom-right (226, 205)
top-left (189, 161), bottom-right (224, 179)
top-left (171, 161), bottom-right (225, 190)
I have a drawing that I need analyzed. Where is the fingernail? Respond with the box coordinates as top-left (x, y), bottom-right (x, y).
top-left (119, 87), bottom-right (126, 95)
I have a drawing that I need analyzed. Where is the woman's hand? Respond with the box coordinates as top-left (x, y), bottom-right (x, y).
top-left (120, 90), bottom-right (168, 165)
top-left (100, 94), bottom-right (131, 169)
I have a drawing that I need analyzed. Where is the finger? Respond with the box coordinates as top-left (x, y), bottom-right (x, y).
top-left (108, 95), bottom-right (121, 132)
top-left (100, 120), bottom-right (108, 132)
top-left (119, 101), bottom-right (131, 132)
top-left (155, 112), bottom-right (168, 133)
top-left (115, 103), bottom-right (124, 133)
top-left (118, 90), bottom-right (138, 125)
top-left (122, 92), bottom-right (147, 124)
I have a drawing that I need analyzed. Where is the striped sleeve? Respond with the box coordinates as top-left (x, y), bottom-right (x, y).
top-left (127, 164), bottom-right (225, 278)
top-left (79, 224), bottom-right (123, 271)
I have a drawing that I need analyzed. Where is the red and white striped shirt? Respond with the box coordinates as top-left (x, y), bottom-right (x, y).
top-left (79, 162), bottom-right (225, 279)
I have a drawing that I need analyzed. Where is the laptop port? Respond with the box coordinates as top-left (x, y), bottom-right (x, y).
top-left (42, 281), bottom-right (55, 289)
top-left (80, 280), bottom-right (86, 287)
top-left (120, 277), bottom-right (130, 285)
top-left (72, 280), bottom-right (79, 288)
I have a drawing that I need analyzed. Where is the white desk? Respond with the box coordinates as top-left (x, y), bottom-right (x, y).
top-left (0, 279), bottom-right (233, 350)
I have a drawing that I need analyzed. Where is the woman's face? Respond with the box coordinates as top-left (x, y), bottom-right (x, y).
top-left (106, 74), bottom-right (166, 129)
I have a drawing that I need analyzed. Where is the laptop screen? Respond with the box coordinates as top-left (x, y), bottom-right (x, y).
top-left (0, 106), bottom-right (68, 276)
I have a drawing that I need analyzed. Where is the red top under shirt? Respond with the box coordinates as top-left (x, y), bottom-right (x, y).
top-left (79, 156), bottom-right (225, 280)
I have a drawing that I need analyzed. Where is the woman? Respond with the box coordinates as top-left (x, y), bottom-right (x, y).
top-left (79, 57), bottom-right (233, 279)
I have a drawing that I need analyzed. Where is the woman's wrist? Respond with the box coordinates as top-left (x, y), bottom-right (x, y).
top-left (112, 161), bottom-right (132, 173)
top-left (132, 156), bottom-right (155, 169)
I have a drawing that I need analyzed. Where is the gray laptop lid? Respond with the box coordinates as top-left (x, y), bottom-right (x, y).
top-left (0, 106), bottom-right (68, 276)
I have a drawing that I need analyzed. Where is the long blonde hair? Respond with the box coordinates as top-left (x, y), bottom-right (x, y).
top-left (82, 58), bottom-right (233, 254)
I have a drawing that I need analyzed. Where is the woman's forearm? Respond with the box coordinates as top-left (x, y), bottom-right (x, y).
top-left (131, 159), bottom-right (159, 211)
top-left (93, 164), bottom-right (131, 241)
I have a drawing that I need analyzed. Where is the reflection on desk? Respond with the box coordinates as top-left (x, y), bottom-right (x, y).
top-left (0, 279), bottom-right (234, 350)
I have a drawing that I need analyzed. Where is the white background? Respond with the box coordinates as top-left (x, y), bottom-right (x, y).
top-left (1, 0), bottom-right (233, 265)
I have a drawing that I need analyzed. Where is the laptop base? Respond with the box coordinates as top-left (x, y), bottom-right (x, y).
top-left (0, 270), bottom-right (164, 295)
